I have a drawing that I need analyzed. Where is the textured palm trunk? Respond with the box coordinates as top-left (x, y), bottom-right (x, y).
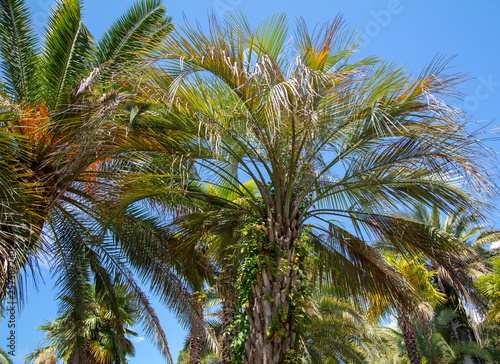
top-left (396, 306), bottom-right (422, 364)
top-left (221, 298), bottom-right (236, 364)
top-left (244, 217), bottom-right (300, 364)
top-left (189, 294), bottom-right (204, 364)
top-left (221, 273), bottom-right (237, 364)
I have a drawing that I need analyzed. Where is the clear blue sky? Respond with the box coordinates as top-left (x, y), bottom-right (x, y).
top-left (2, 1), bottom-right (500, 363)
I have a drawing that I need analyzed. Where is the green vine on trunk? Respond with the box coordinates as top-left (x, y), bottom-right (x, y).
top-left (227, 218), bottom-right (314, 362)
top-left (228, 219), bottom-right (270, 363)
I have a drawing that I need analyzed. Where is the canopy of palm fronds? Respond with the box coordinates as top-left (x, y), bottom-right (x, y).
top-left (0, 0), bottom-right (183, 360)
top-left (119, 12), bottom-right (497, 361)
top-left (125, 10), bottom-right (498, 305)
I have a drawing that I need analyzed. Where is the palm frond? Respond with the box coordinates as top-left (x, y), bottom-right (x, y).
top-left (0, 0), bottom-right (39, 103)
top-left (41, 0), bottom-right (93, 110)
top-left (96, 0), bottom-right (171, 75)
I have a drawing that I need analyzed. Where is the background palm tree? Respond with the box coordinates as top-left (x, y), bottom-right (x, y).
top-left (374, 250), bottom-right (445, 364)
top-left (301, 290), bottom-right (397, 364)
top-left (376, 205), bottom-right (500, 364)
top-left (408, 205), bottom-right (500, 363)
top-left (128, 12), bottom-right (494, 363)
top-left (478, 258), bottom-right (500, 323)
top-left (26, 279), bottom-right (139, 364)
top-left (414, 308), bottom-right (496, 364)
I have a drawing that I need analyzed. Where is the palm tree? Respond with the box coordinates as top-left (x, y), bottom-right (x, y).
top-left (478, 258), bottom-right (500, 323)
top-left (129, 12), bottom-right (495, 363)
top-left (377, 205), bottom-right (500, 364)
top-left (176, 290), bottom-right (224, 364)
top-left (408, 206), bottom-right (500, 363)
top-left (414, 308), bottom-right (495, 364)
top-left (379, 309), bottom-right (497, 364)
top-left (26, 280), bottom-right (139, 364)
top-left (0, 0), bottom-right (179, 360)
top-left (376, 251), bottom-right (445, 364)
top-left (0, 0), bottom-right (170, 295)
top-left (302, 291), bottom-right (398, 364)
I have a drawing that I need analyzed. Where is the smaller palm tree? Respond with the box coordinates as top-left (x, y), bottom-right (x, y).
top-left (302, 291), bottom-right (398, 364)
top-left (414, 308), bottom-right (495, 364)
top-left (378, 309), bottom-right (497, 364)
top-left (25, 281), bottom-right (139, 364)
top-left (478, 258), bottom-right (500, 323)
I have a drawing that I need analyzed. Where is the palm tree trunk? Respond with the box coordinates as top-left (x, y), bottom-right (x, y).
top-left (221, 273), bottom-right (237, 364)
top-left (244, 217), bottom-right (300, 364)
top-left (189, 294), bottom-right (204, 364)
top-left (396, 306), bottom-right (422, 364)
top-left (221, 298), bottom-right (236, 364)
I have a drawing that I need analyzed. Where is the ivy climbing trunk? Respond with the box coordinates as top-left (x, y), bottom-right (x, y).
top-left (243, 216), bottom-right (301, 364)
top-left (396, 306), bottom-right (422, 364)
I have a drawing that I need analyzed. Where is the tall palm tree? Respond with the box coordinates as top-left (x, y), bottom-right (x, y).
top-left (129, 12), bottom-right (495, 363)
top-left (0, 0), bottom-right (179, 360)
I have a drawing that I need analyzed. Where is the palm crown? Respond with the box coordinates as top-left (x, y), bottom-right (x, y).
top-left (120, 12), bottom-right (496, 362)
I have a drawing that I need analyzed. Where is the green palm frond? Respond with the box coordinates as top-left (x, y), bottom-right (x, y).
top-left (96, 0), bottom-right (171, 74)
top-left (301, 290), bottom-right (400, 364)
top-left (41, 0), bottom-right (94, 109)
top-left (412, 308), bottom-right (495, 363)
top-left (0, 0), bottom-right (39, 103)
top-left (478, 259), bottom-right (500, 323)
